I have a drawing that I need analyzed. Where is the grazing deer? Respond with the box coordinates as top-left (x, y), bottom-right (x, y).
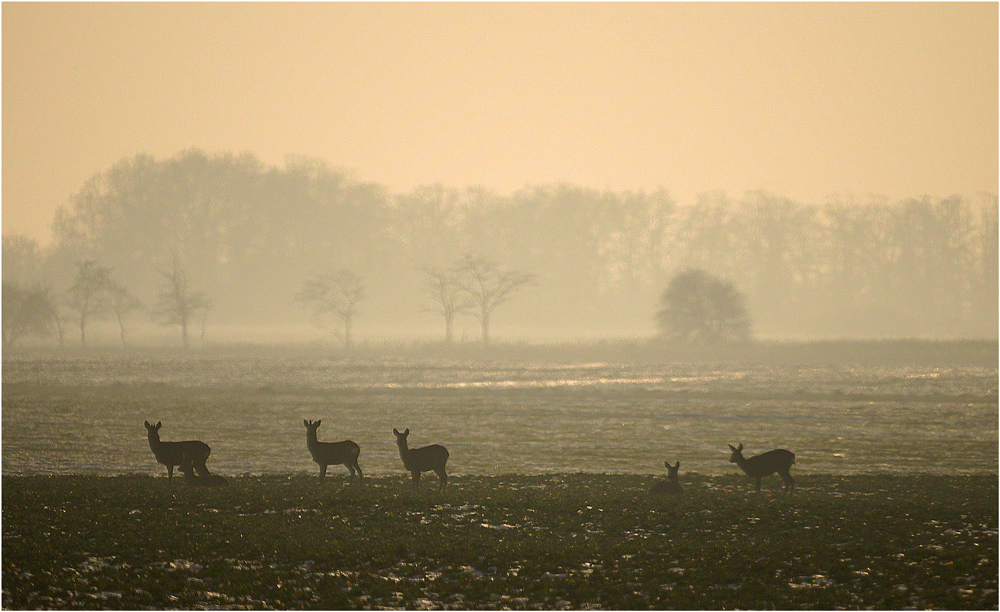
top-left (144, 420), bottom-right (211, 482)
top-left (393, 428), bottom-right (449, 492)
top-left (649, 460), bottom-right (682, 496)
top-left (178, 453), bottom-right (228, 487)
top-left (728, 443), bottom-right (795, 496)
top-left (303, 419), bottom-right (362, 481)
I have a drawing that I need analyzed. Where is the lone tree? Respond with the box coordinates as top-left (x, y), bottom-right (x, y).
top-left (107, 279), bottom-right (143, 348)
top-left (657, 269), bottom-right (752, 344)
top-left (152, 253), bottom-right (212, 349)
top-left (422, 266), bottom-right (473, 344)
top-left (455, 254), bottom-right (534, 346)
top-left (295, 269), bottom-right (365, 350)
top-left (65, 260), bottom-right (112, 348)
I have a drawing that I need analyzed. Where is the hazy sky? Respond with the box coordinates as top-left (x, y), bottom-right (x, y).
top-left (3, 2), bottom-right (997, 246)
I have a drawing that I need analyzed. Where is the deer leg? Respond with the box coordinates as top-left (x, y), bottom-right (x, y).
top-left (412, 470), bottom-right (421, 490)
top-left (167, 465), bottom-right (174, 482)
top-left (319, 464), bottom-right (327, 480)
top-left (354, 462), bottom-right (363, 479)
top-left (781, 471), bottom-right (795, 496)
top-left (435, 469), bottom-right (447, 492)
top-left (754, 477), bottom-right (762, 493)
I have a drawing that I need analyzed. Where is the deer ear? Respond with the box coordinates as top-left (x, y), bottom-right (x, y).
top-left (316, 419), bottom-right (321, 426)
top-left (675, 462), bottom-right (680, 469)
top-left (404, 428), bottom-right (410, 435)
top-left (156, 421), bottom-right (162, 429)
top-left (737, 443), bottom-right (744, 451)
top-left (728, 444), bottom-right (737, 451)
top-left (393, 428), bottom-right (399, 435)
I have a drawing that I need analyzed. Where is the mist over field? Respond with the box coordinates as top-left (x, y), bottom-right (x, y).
top-left (3, 150), bottom-right (997, 350)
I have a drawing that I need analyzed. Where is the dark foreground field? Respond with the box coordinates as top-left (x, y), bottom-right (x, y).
top-left (2, 473), bottom-right (996, 610)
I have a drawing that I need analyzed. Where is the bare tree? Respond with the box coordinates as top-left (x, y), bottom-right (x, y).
top-left (422, 266), bottom-right (473, 344)
top-left (152, 253), bottom-right (212, 349)
top-left (455, 255), bottom-right (534, 346)
top-left (294, 269), bottom-right (365, 349)
top-left (66, 260), bottom-right (112, 348)
top-left (107, 279), bottom-right (142, 348)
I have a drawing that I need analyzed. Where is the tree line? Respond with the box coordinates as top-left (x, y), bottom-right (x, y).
top-left (3, 247), bottom-right (537, 350)
top-left (3, 148), bottom-right (996, 347)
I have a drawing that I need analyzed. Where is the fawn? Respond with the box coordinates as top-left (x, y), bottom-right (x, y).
top-left (303, 419), bottom-right (362, 481)
top-left (728, 443), bottom-right (796, 496)
top-left (393, 428), bottom-right (449, 492)
top-left (649, 460), bottom-right (682, 495)
top-left (144, 420), bottom-right (211, 482)
top-left (178, 453), bottom-right (228, 487)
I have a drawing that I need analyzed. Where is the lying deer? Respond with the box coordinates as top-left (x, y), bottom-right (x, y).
top-left (728, 443), bottom-right (795, 496)
top-left (649, 460), bottom-right (682, 496)
top-left (144, 420), bottom-right (211, 482)
top-left (178, 453), bottom-right (228, 487)
top-left (303, 419), bottom-right (362, 481)
top-left (393, 428), bottom-right (449, 492)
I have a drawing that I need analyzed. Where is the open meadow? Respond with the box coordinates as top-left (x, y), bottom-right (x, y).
top-left (3, 351), bottom-right (996, 477)
top-left (2, 349), bottom-right (997, 609)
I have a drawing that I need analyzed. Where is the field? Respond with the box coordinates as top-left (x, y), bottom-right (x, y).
top-left (3, 350), bottom-right (997, 609)
top-left (3, 354), bottom-right (997, 477)
top-left (2, 472), bottom-right (997, 610)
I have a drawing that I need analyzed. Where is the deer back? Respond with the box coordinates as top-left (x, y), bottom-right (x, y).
top-left (312, 439), bottom-right (360, 464)
top-left (739, 448), bottom-right (795, 478)
top-left (404, 444), bottom-right (450, 472)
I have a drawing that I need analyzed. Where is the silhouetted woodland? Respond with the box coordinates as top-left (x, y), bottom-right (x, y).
top-left (4, 149), bottom-right (997, 342)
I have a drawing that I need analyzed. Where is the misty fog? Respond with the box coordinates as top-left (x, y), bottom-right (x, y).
top-left (3, 149), bottom-right (997, 348)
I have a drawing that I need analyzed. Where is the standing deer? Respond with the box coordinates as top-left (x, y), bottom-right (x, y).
top-left (728, 443), bottom-right (795, 496)
top-left (178, 453), bottom-right (228, 487)
top-left (144, 420), bottom-right (211, 482)
top-left (649, 460), bottom-right (683, 496)
top-left (303, 419), bottom-right (362, 481)
top-left (393, 428), bottom-right (449, 492)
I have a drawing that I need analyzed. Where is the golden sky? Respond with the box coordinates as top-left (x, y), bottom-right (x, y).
top-left (3, 2), bottom-right (997, 245)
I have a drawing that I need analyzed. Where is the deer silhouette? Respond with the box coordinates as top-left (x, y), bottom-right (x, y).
top-left (178, 453), bottom-right (228, 487)
top-left (393, 428), bottom-right (449, 492)
top-left (728, 443), bottom-right (795, 496)
top-left (303, 419), bottom-right (362, 481)
top-left (649, 460), bottom-right (682, 496)
top-left (144, 420), bottom-right (211, 482)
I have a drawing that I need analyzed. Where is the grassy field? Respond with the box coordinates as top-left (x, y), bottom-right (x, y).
top-left (2, 472), bottom-right (996, 610)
